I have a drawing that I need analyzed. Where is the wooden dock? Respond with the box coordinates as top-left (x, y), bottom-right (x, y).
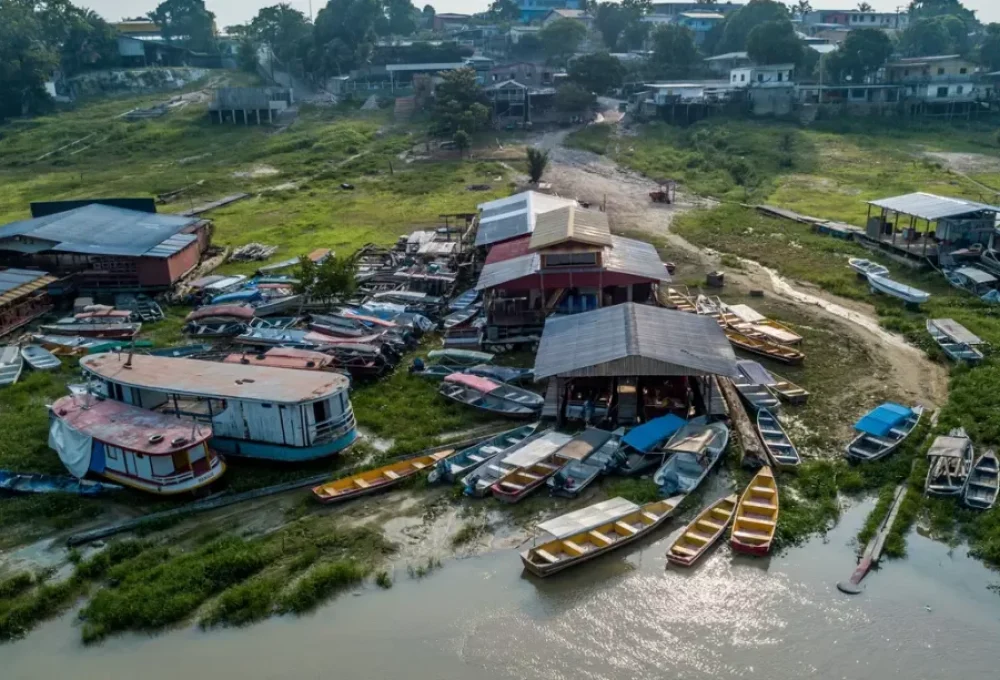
top-left (181, 193), bottom-right (250, 217)
top-left (837, 484), bottom-right (908, 594)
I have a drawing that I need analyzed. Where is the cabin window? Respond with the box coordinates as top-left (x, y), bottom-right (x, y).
top-left (107, 448), bottom-right (118, 460)
top-left (957, 85), bottom-right (964, 94)
top-left (112, 383), bottom-right (125, 401)
top-left (261, 403), bottom-right (273, 408)
top-left (937, 67), bottom-right (945, 75)
top-left (151, 455), bottom-right (175, 478)
top-left (544, 252), bottom-right (598, 267)
top-left (171, 450), bottom-right (189, 472)
top-left (313, 399), bottom-right (330, 424)
top-left (936, 86), bottom-right (949, 98)
top-left (777, 73), bottom-right (783, 82)
top-left (960, 67), bottom-right (968, 74)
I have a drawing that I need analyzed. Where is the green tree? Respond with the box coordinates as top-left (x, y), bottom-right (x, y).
top-left (489, 0), bottom-right (519, 22)
top-left (526, 147), bottom-right (549, 183)
top-left (312, 0), bottom-right (381, 76)
top-left (251, 4), bottom-right (312, 76)
top-left (716, 0), bottom-right (789, 54)
top-left (294, 255), bottom-right (357, 302)
top-left (432, 67), bottom-right (490, 135)
top-left (382, 0), bottom-right (417, 36)
top-left (56, 7), bottom-right (119, 76)
top-left (651, 24), bottom-right (699, 76)
top-left (149, 0), bottom-right (217, 52)
top-left (825, 27), bottom-right (893, 83)
top-left (0, 0), bottom-right (58, 120)
top-left (908, 0), bottom-right (977, 27)
top-left (568, 52), bottom-right (625, 94)
top-left (795, 0), bottom-right (812, 18)
top-left (746, 19), bottom-right (803, 65)
top-left (899, 16), bottom-right (956, 56)
top-left (978, 24), bottom-right (1000, 71)
top-left (540, 18), bottom-right (588, 64)
top-left (511, 33), bottom-right (543, 59)
top-left (594, 2), bottom-right (628, 50)
top-left (453, 130), bottom-right (471, 157)
top-left (554, 82), bottom-right (597, 112)
top-left (856, 2), bottom-right (873, 11)
top-left (236, 30), bottom-right (260, 73)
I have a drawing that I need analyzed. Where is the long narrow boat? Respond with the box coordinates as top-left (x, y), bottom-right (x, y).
top-left (438, 373), bottom-right (543, 418)
top-left (666, 494), bottom-right (738, 567)
top-left (0, 471), bottom-right (122, 496)
top-left (925, 429), bottom-right (973, 497)
top-left (312, 449), bottom-right (456, 503)
top-left (725, 328), bottom-right (805, 365)
top-left (964, 449), bottom-right (999, 510)
top-left (867, 273), bottom-right (930, 305)
top-left (520, 496), bottom-right (685, 577)
top-left (32, 335), bottom-right (105, 356)
top-left (465, 364), bottom-right (534, 385)
top-left (848, 258), bottom-right (889, 279)
top-left (427, 424), bottom-right (539, 483)
top-left (658, 286), bottom-right (697, 312)
top-left (653, 420), bottom-right (730, 496)
top-left (614, 414), bottom-right (686, 477)
top-left (731, 375), bottom-right (780, 412)
top-left (427, 349), bottom-right (495, 367)
top-left (491, 454), bottom-right (565, 503)
top-left (723, 303), bottom-right (803, 346)
top-left (756, 409), bottom-right (801, 471)
top-left (548, 429), bottom-right (624, 498)
top-left (39, 318), bottom-right (141, 339)
top-left (441, 303), bottom-right (482, 330)
top-left (767, 371), bottom-right (809, 405)
top-left (926, 318), bottom-right (984, 364)
top-left (846, 403), bottom-right (924, 462)
top-left (462, 431), bottom-right (573, 497)
top-left (20, 345), bottom-right (62, 371)
top-left (0, 346), bottom-right (24, 386)
top-left (730, 466), bottom-right (779, 556)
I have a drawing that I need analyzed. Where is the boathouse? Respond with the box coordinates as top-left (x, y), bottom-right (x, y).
top-left (0, 267), bottom-right (58, 338)
top-left (533, 303), bottom-right (738, 425)
top-left (475, 203), bottom-right (670, 348)
top-left (79, 353), bottom-right (357, 461)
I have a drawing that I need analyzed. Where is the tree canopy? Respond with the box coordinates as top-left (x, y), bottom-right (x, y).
top-left (431, 67), bottom-right (491, 136)
top-left (978, 24), bottom-right (1000, 71)
top-left (539, 18), bottom-right (588, 64)
top-left (715, 0), bottom-right (790, 54)
top-left (568, 52), bottom-right (625, 95)
top-left (149, 0), bottom-right (217, 52)
top-left (488, 0), bottom-right (519, 22)
top-left (825, 27), bottom-right (893, 83)
top-left (899, 16), bottom-right (963, 56)
top-left (594, 2), bottom-right (629, 50)
top-left (650, 25), bottom-right (699, 77)
top-left (554, 82), bottom-right (597, 112)
top-left (746, 19), bottom-right (803, 66)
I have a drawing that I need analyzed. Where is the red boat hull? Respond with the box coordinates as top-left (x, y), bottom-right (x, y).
top-left (730, 539), bottom-right (771, 556)
top-left (490, 478), bottom-right (547, 504)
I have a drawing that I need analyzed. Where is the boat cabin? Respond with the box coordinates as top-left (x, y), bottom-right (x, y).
top-left (49, 394), bottom-right (224, 494)
top-left (79, 353), bottom-right (357, 462)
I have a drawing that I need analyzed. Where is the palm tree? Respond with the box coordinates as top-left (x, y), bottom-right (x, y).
top-left (857, 2), bottom-right (874, 11)
top-left (526, 148), bottom-right (550, 184)
top-left (796, 1), bottom-right (812, 19)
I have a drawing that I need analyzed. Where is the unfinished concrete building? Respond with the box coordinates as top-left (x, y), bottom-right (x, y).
top-left (208, 87), bottom-right (294, 125)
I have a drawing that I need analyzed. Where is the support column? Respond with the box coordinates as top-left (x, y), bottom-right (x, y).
top-left (256, 110), bottom-right (261, 124)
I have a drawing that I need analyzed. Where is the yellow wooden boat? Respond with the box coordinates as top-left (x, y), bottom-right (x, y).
top-left (724, 328), bottom-right (804, 365)
top-left (666, 494), bottom-right (737, 567)
top-left (767, 372), bottom-right (809, 405)
top-left (520, 496), bottom-right (685, 577)
top-left (312, 449), bottom-right (455, 504)
top-left (730, 466), bottom-right (779, 556)
top-left (659, 286), bottom-right (697, 313)
top-left (491, 454), bottom-right (564, 503)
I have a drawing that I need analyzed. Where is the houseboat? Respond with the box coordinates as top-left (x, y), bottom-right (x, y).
top-left (79, 353), bottom-right (357, 462)
top-left (49, 394), bottom-right (224, 494)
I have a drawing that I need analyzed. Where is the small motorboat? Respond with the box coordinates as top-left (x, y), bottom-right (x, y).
top-left (666, 494), bottom-right (738, 567)
top-left (653, 420), bottom-right (730, 495)
top-left (867, 273), bottom-right (930, 305)
top-left (0, 470), bottom-right (122, 496)
top-left (756, 408), bottom-right (801, 471)
top-left (944, 266), bottom-right (998, 297)
top-left (38, 318), bottom-right (141, 339)
top-left (925, 428), bottom-right (974, 497)
top-left (766, 371), bottom-right (809, 405)
top-left (32, 335), bottom-right (105, 356)
top-left (465, 364), bottom-right (534, 385)
top-left (614, 414), bottom-right (687, 477)
top-left (312, 449), bottom-right (456, 503)
top-left (438, 373), bottom-right (544, 418)
top-left (427, 424), bottom-right (539, 484)
top-left (732, 362), bottom-right (781, 412)
top-left (0, 346), bottom-right (24, 386)
top-left (448, 288), bottom-right (480, 311)
top-left (730, 466), bottom-right (779, 556)
top-left (660, 286), bottom-right (697, 312)
top-left (926, 318), bottom-right (984, 364)
top-left (848, 258), bottom-right (889, 279)
top-left (964, 449), bottom-right (999, 510)
top-left (426, 349), bottom-right (495, 367)
top-left (846, 403), bottom-right (924, 462)
top-left (441, 303), bottom-right (482, 330)
top-left (548, 429), bottom-right (624, 498)
top-left (725, 328), bottom-right (805, 364)
top-left (462, 431), bottom-right (573, 497)
top-left (20, 345), bottom-right (61, 371)
top-left (520, 496), bottom-right (685, 577)
top-left (491, 454), bottom-right (564, 503)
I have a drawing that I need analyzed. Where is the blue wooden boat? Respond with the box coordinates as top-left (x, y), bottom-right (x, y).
top-left (756, 408), bottom-right (800, 471)
top-left (461, 430), bottom-right (571, 497)
top-left (615, 414), bottom-right (687, 476)
top-left (427, 349), bottom-right (495, 367)
top-left (868, 273), bottom-right (930, 305)
top-left (20, 345), bottom-right (61, 371)
top-left (848, 258), bottom-right (889, 279)
top-left (548, 428), bottom-right (623, 498)
top-left (926, 318), bottom-right (983, 364)
top-left (0, 470), bottom-right (123, 496)
top-left (653, 420), bottom-right (730, 495)
top-left (846, 403), bottom-right (924, 462)
top-left (448, 288), bottom-right (480, 311)
top-left (964, 449), bottom-right (999, 510)
top-left (427, 424), bottom-right (538, 483)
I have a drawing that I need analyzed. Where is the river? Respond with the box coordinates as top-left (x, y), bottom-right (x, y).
top-left (4, 499), bottom-right (998, 680)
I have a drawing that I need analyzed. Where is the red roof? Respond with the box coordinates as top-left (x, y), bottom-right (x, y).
top-left (485, 235), bottom-right (533, 265)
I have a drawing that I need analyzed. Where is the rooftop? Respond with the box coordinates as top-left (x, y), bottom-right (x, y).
top-left (704, 51), bottom-right (749, 61)
top-left (475, 191), bottom-right (578, 247)
top-left (80, 354), bottom-right (350, 404)
top-left (547, 9), bottom-right (592, 19)
top-left (680, 11), bottom-right (725, 19)
top-left (0, 204), bottom-right (199, 258)
top-left (385, 63), bottom-right (467, 72)
top-left (533, 303), bottom-right (738, 380)
top-left (868, 192), bottom-right (1000, 221)
top-left (889, 54), bottom-right (963, 65)
top-left (529, 205), bottom-right (612, 250)
top-left (0, 268), bottom-right (57, 308)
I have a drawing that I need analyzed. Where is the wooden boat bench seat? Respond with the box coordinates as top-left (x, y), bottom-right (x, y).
top-left (354, 479), bottom-right (371, 488)
top-left (751, 486), bottom-right (775, 494)
top-left (741, 513), bottom-right (775, 525)
top-left (614, 521), bottom-right (638, 536)
top-left (411, 461), bottom-right (427, 469)
top-left (481, 446), bottom-right (503, 455)
top-left (467, 454), bottom-right (485, 462)
top-left (744, 499), bottom-right (776, 510)
top-left (641, 511), bottom-right (659, 522)
top-left (536, 462), bottom-right (560, 472)
top-left (684, 530), bottom-right (710, 543)
top-left (671, 544), bottom-right (697, 556)
top-left (711, 508), bottom-right (732, 519)
top-left (535, 549), bottom-right (560, 563)
top-left (563, 540), bottom-right (587, 555)
top-left (384, 470), bottom-right (401, 480)
top-left (518, 471), bottom-right (542, 481)
top-left (697, 519), bottom-right (723, 532)
top-left (500, 481), bottom-right (526, 492)
top-left (589, 530), bottom-right (613, 545)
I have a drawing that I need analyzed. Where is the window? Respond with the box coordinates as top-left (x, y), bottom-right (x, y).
top-left (740, 74), bottom-right (746, 82)
top-left (960, 67), bottom-right (968, 74)
top-left (957, 85), bottom-right (964, 94)
top-left (107, 447), bottom-right (118, 461)
top-left (313, 399), bottom-right (330, 424)
top-left (937, 67), bottom-right (945, 75)
top-left (151, 455), bottom-right (175, 477)
top-left (757, 73), bottom-right (763, 82)
top-left (869, 15), bottom-right (874, 22)
top-left (543, 252), bottom-right (598, 267)
top-left (904, 69), bottom-right (909, 76)
top-left (777, 72), bottom-right (783, 82)
top-left (937, 86), bottom-right (949, 98)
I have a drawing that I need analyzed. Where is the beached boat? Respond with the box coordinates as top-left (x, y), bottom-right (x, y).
top-left (427, 349), bottom-right (495, 367)
top-left (756, 408), bottom-right (800, 471)
top-left (462, 431), bottom-right (572, 497)
top-left (520, 496), bottom-right (685, 577)
top-left (945, 266), bottom-right (998, 297)
top-left (925, 429), bottom-right (973, 497)
top-left (548, 429), bottom-right (624, 498)
top-left (0, 470), bottom-right (122, 496)
top-left (465, 364), bottom-right (534, 385)
top-left (441, 303), bottom-right (482, 330)
top-left (438, 373), bottom-right (543, 418)
top-left (614, 414), bottom-right (687, 476)
top-left (427, 424), bottom-right (539, 484)
top-left (723, 304), bottom-right (803, 346)
top-left (32, 334), bottom-right (105, 356)
top-left (926, 318), bottom-right (984, 364)
top-left (39, 317), bottom-right (141, 339)
top-left (312, 449), bottom-right (457, 503)
top-left (964, 449), bottom-right (999, 510)
top-left (448, 288), bottom-right (480, 311)
top-left (0, 346), bottom-right (24, 386)
top-left (868, 273), bottom-right (930, 305)
top-left (846, 403), bottom-right (924, 462)
top-left (695, 294), bottom-right (722, 317)
top-left (724, 328), bottom-right (804, 365)
top-left (653, 420), bottom-right (730, 495)
top-left (731, 374), bottom-right (780, 413)
top-left (767, 371), bottom-right (809, 405)
top-left (730, 466), bottom-right (779, 556)
top-left (848, 258), bottom-right (889, 279)
top-left (49, 394), bottom-right (225, 495)
top-left (20, 345), bottom-right (61, 371)
top-left (184, 304), bottom-right (255, 338)
top-left (147, 344), bottom-right (213, 358)
top-left (666, 494), bottom-right (738, 567)
top-left (491, 455), bottom-right (565, 503)
top-left (659, 286), bottom-right (697, 312)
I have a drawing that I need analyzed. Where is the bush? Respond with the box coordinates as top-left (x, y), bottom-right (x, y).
top-left (279, 560), bottom-right (367, 614)
top-left (200, 577), bottom-right (281, 628)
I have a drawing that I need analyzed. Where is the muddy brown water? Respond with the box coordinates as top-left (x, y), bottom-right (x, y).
top-left (4, 496), bottom-right (998, 680)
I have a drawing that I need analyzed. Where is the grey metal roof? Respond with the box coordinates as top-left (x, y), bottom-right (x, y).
top-left (955, 266), bottom-right (997, 284)
top-left (929, 318), bottom-right (983, 346)
top-left (605, 235), bottom-right (671, 281)
top-left (534, 303), bottom-right (738, 380)
top-left (530, 206), bottom-right (611, 250)
top-left (475, 191), bottom-right (577, 247)
top-left (0, 204), bottom-right (199, 258)
top-left (704, 51), bottom-right (749, 61)
top-left (0, 268), bottom-right (51, 294)
top-left (868, 193), bottom-right (1000, 221)
top-left (385, 63), bottom-right (466, 72)
top-left (475, 253), bottom-right (539, 290)
top-left (143, 233), bottom-right (198, 258)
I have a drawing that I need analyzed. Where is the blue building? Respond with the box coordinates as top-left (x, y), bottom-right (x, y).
top-left (519, 0), bottom-right (580, 23)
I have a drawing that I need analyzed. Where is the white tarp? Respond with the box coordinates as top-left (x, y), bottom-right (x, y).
top-left (537, 497), bottom-right (639, 538)
top-left (49, 417), bottom-right (93, 479)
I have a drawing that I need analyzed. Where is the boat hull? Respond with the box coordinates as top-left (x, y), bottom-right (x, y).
top-left (492, 477), bottom-right (547, 503)
top-left (730, 540), bottom-right (771, 556)
top-left (99, 460), bottom-right (226, 495)
top-left (211, 427), bottom-right (358, 462)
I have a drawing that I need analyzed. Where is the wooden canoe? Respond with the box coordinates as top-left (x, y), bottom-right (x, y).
top-left (730, 466), bottom-right (779, 556)
top-left (659, 287), bottom-right (697, 313)
top-left (725, 328), bottom-right (804, 365)
top-left (767, 372), bottom-right (809, 405)
top-left (964, 449), bottom-right (999, 510)
top-left (312, 449), bottom-right (456, 503)
top-left (520, 496), bottom-right (685, 577)
top-left (666, 494), bottom-right (738, 567)
top-left (756, 409), bottom-right (801, 471)
top-left (491, 453), bottom-right (564, 503)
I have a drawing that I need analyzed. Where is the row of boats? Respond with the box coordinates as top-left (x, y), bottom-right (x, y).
top-left (0, 343), bottom-right (63, 386)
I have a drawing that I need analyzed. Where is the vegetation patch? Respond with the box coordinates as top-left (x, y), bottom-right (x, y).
top-left (450, 521), bottom-right (481, 547)
top-left (279, 560), bottom-right (368, 614)
top-left (200, 576), bottom-right (284, 629)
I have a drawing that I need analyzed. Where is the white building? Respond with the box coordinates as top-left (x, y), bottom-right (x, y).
top-left (730, 64), bottom-right (795, 88)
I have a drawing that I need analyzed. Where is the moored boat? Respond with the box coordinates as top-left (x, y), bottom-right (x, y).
top-left (441, 303), bottom-right (482, 330)
top-left (32, 334), bottom-right (105, 356)
top-left (427, 424), bottom-right (539, 484)
top-left (520, 496), bottom-right (685, 577)
top-left (767, 371), bottom-right (809, 405)
top-left (20, 345), bottom-right (62, 371)
top-left (846, 403), bottom-right (923, 462)
top-left (490, 454), bottom-right (564, 503)
top-left (438, 373), bottom-right (544, 418)
top-left (0, 345), bottom-right (24, 386)
top-left (653, 420), bottom-right (730, 495)
top-left (964, 449), bottom-right (999, 510)
top-left (725, 328), bottom-right (805, 365)
top-left (848, 258), bottom-right (889, 279)
top-left (925, 428), bottom-right (973, 497)
top-left (733, 361), bottom-right (780, 412)
top-left (757, 408), bottom-right (800, 471)
top-left (666, 494), bottom-right (738, 567)
top-left (465, 364), bottom-right (534, 385)
top-left (730, 466), bottom-right (779, 556)
top-left (614, 413), bottom-right (687, 477)
top-left (39, 317), bottom-right (141, 339)
top-left (0, 470), bottom-right (122, 496)
top-left (461, 430), bottom-right (572, 497)
top-left (448, 288), bottom-right (479, 311)
top-left (867, 273), bottom-right (930, 305)
top-left (312, 449), bottom-right (457, 503)
top-left (548, 428), bottom-right (624, 498)
top-left (926, 318), bottom-right (984, 364)
top-left (659, 286), bottom-right (697, 312)
top-left (427, 348), bottom-right (495, 367)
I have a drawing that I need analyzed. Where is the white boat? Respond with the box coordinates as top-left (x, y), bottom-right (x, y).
top-left (438, 373), bottom-right (544, 418)
top-left (20, 345), bottom-right (61, 371)
top-left (0, 346), bottom-right (24, 386)
top-left (653, 420), bottom-right (730, 495)
top-left (964, 449), bottom-right (999, 510)
top-left (848, 258), bottom-right (889, 279)
top-left (461, 431), bottom-right (573, 497)
top-left (846, 403), bottom-right (924, 462)
top-left (925, 429), bottom-right (973, 497)
top-left (733, 361), bottom-right (780, 412)
top-left (867, 273), bottom-right (930, 305)
top-left (926, 318), bottom-right (983, 364)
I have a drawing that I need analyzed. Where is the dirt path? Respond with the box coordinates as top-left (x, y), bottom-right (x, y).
top-left (534, 124), bottom-right (948, 409)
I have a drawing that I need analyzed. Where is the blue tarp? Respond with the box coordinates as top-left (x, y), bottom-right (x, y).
top-left (622, 414), bottom-right (686, 454)
top-left (855, 403), bottom-right (912, 437)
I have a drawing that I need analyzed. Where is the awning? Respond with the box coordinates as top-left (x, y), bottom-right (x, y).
top-left (929, 318), bottom-right (982, 346)
top-left (854, 403), bottom-right (912, 437)
top-left (927, 434), bottom-right (969, 460)
top-left (536, 497), bottom-right (639, 538)
top-left (622, 414), bottom-right (685, 453)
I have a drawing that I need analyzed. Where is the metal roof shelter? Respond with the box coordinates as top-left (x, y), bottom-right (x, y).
top-left (536, 497), bottom-right (639, 538)
top-left (0, 204), bottom-right (200, 258)
top-left (926, 434), bottom-right (969, 460)
top-left (953, 266), bottom-right (997, 285)
top-left (928, 318), bottom-right (983, 346)
top-left (0, 268), bottom-right (57, 304)
top-left (533, 303), bottom-right (738, 380)
top-left (867, 193), bottom-right (1000, 222)
top-left (475, 191), bottom-right (577, 247)
top-left (529, 205), bottom-right (612, 250)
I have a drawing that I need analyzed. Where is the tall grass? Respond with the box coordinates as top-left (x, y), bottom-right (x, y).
top-left (279, 560), bottom-right (368, 614)
top-left (200, 576), bottom-right (283, 628)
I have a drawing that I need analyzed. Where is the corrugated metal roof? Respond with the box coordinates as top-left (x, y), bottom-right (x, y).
top-left (929, 318), bottom-right (982, 346)
top-left (533, 303), bottom-right (738, 379)
top-left (0, 204), bottom-right (199, 258)
top-left (0, 268), bottom-right (50, 294)
top-left (144, 233), bottom-right (197, 258)
top-left (475, 253), bottom-right (539, 290)
top-left (604, 235), bottom-right (671, 281)
top-left (475, 191), bottom-right (577, 247)
top-left (485, 235), bottom-right (533, 264)
top-left (868, 193), bottom-right (1000, 221)
top-left (955, 266), bottom-right (997, 284)
top-left (529, 206), bottom-right (612, 250)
